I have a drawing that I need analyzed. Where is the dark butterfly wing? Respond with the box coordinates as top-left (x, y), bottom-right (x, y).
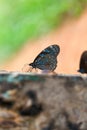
top-left (29, 44), bottom-right (60, 71)
top-left (79, 51), bottom-right (87, 73)
top-left (33, 44), bottom-right (60, 63)
top-left (34, 54), bottom-right (57, 71)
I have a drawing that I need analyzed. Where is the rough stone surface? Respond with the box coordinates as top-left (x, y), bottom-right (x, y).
top-left (0, 72), bottom-right (87, 130)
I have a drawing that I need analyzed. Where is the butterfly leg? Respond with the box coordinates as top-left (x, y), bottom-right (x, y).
top-left (28, 66), bottom-right (33, 72)
top-left (22, 64), bottom-right (33, 72)
top-left (35, 68), bottom-right (38, 73)
top-left (51, 71), bottom-right (57, 75)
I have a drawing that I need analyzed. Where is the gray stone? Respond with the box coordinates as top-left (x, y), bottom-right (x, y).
top-left (0, 72), bottom-right (87, 130)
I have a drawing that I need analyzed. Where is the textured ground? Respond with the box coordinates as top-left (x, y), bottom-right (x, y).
top-left (0, 73), bottom-right (87, 130)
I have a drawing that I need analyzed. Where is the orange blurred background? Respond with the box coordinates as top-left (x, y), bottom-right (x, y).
top-left (2, 10), bottom-right (87, 74)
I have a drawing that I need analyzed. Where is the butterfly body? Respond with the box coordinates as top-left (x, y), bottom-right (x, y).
top-left (29, 44), bottom-right (60, 72)
top-left (78, 51), bottom-right (87, 74)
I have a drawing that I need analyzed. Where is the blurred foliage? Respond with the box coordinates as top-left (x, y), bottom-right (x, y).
top-left (0, 0), bottom-right (87, 63)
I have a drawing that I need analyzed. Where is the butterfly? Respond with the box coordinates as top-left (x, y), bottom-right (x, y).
top-left (78, 51), bottom-right (87, 74)
top-left (29, 44), bottom-right (60, 72)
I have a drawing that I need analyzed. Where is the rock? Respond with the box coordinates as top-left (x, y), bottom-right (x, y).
top-left (0, 72), bottom-right (87, 130)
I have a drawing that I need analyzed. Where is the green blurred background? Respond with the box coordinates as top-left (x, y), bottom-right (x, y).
top-left (0, 0), bottom-right (87, 65)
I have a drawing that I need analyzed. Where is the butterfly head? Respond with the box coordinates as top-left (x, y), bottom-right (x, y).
top-left (29, 62), bottom-right (36, 68)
